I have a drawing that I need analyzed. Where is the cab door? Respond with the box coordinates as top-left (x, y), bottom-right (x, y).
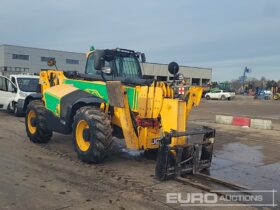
top-left (0, 76), bottom-right (17, 110)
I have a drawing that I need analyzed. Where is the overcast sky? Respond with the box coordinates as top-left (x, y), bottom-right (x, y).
top-left (1, 0), bottom-right (279, 81)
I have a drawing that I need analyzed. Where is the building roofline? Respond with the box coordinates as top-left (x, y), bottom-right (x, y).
top-left (0, 44), bottom-right (85, 55)
top-left (0, 44), bottom-right (212, 71)
top-left (142, 62), bottom-right (212, 71)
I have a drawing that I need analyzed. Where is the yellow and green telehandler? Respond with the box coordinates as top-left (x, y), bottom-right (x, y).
top-left (23, 48), bottom-right (215, 180)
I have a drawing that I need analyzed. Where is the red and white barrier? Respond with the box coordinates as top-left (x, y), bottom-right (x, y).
top-left (232, 117), bottom-right (251, 127)
top-left (215, 115), bottom-right (272, 130)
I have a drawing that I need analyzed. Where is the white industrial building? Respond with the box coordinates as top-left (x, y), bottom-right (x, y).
top-left (0, 44), bottom-right (212, 85)
top-left (141, 63), bottom-right (211, 85)
top-left (0, 44), bottom-right (86, 74)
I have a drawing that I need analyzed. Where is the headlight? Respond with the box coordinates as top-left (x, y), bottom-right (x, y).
top-left (19, 92), bottom-right (28, 98)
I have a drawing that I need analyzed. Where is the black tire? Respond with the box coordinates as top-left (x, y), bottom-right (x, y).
top-left (25, 100), bottom-right (52, 143)
top-left (206, 95), bottom-right (210, 100)
top-left (73, 106), bottom-right (113, 163)
top-left (221, 95), bottom-right (226, 100)
top-left (14, 103), bottom-right (22, 117)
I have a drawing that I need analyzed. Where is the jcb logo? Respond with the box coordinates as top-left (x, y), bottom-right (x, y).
top-left (152, 138), bottom-right (160, 145)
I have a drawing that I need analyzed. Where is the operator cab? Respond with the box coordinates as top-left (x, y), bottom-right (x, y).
top-left (64, 47), bottom-right (178, 87)
top-left (86, 48), bottom-right (144, 80)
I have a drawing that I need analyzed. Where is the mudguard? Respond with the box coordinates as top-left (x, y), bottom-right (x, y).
top-left (44, 95), bottom-right (106, 134)
top-left (22, 93), bottom-right (42, 112)
top-left (64, 96), bottom-right (106, 123)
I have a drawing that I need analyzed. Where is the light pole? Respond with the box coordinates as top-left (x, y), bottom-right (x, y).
top-left (242, 66), bottom-right (251, 93)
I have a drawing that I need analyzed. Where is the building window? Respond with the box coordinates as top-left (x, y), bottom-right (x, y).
top-left (15, 67), bottom-right (22, 72)
top-left (66, 59), bottom-right (79, 65)
top-left (157, 76), bottom-right (167, 81)
top-left (41, 56), bottom-right (55, 62)
top-left (143, 75), bottom-right (155, 79)
top-left (12, 54), bottom-right (29, 60)
top-left (184, 78), bottom-right (191, 85)
top-left (192, 78), bottom-right (201, 86)
top-left (202, 79), bottom-right (210, 85)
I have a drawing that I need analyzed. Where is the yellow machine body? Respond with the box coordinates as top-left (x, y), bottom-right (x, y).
top-left (38, 70), bottom-right (203, 151)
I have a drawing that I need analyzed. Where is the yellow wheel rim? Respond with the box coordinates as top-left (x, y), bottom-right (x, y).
top-left (27, 110), bottom-right (37, 134)
top-left (76, 120), bottom-right (90, 152)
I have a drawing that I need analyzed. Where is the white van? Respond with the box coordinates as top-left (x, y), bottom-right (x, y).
top-left (0, 74), bottom-right (39, 116)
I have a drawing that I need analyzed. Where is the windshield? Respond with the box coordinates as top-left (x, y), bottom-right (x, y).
top-left (86, 52), bottom-right (142, 79)
top-left (17, 78), bottom-right (39, 92)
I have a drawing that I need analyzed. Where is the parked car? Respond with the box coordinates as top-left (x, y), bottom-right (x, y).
top-left (0, 74), bottom-right (39, 116)
top-left (205, 89), bottom-right (235, 100)
top-left (254, 90), bottom-right (272, 100)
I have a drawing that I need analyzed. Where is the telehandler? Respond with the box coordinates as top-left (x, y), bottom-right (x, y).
top-left (24, 48), bottom-right (215, 180)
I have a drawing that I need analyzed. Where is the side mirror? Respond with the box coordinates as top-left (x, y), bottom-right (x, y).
top-left (168, 62), bottom-right (180, 85)
top-left (93, 50), bottom-right (105, 70)
top-left (47, 58), bottom-right (58, 70)
top-left (47, 58), bottom-right (56, 67)
top-left (168, 62), bottom-right (179, 75)
top-left (141, 53), bottom-right (146, 63)
top-left (93, 50), bottom-right (115, 70)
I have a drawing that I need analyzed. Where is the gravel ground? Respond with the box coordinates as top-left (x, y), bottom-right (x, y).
top-left (0, 97), bottom-right (278, 209)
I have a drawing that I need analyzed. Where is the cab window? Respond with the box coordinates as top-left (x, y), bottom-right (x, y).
top-left (114, 54), bottom-right (141, 78)
top-left (0, 77), bottom-right (8, 91)
top-left (85, 54), bottom-right (112, 79)
top-left (85, 52), bottom-right (142, 79)
top-left (17, 78), bottom-right (39, 92)
top-left (0, 77), bottom-right (15, 92)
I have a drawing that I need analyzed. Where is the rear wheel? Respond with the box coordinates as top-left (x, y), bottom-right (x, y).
top-left (273, 95), bottom-right (278, 100)
top-left (221, 95), bottom-right (226, 100)
top-left (206, 95), bottom-right (210, 100)
top-left (73, 106), bottom-right (113, 163)
top-left (25, 100), bottom-right (52, 143)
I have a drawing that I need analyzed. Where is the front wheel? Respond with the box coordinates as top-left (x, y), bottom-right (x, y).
top-left (73, 106), bottom-right (113, 163)
top-left (25, 100), bottom-right (52, 143)
top-left (221, 95), bottom-right (226, 100)
top-left (206, 95), bottom-right (210, 100)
